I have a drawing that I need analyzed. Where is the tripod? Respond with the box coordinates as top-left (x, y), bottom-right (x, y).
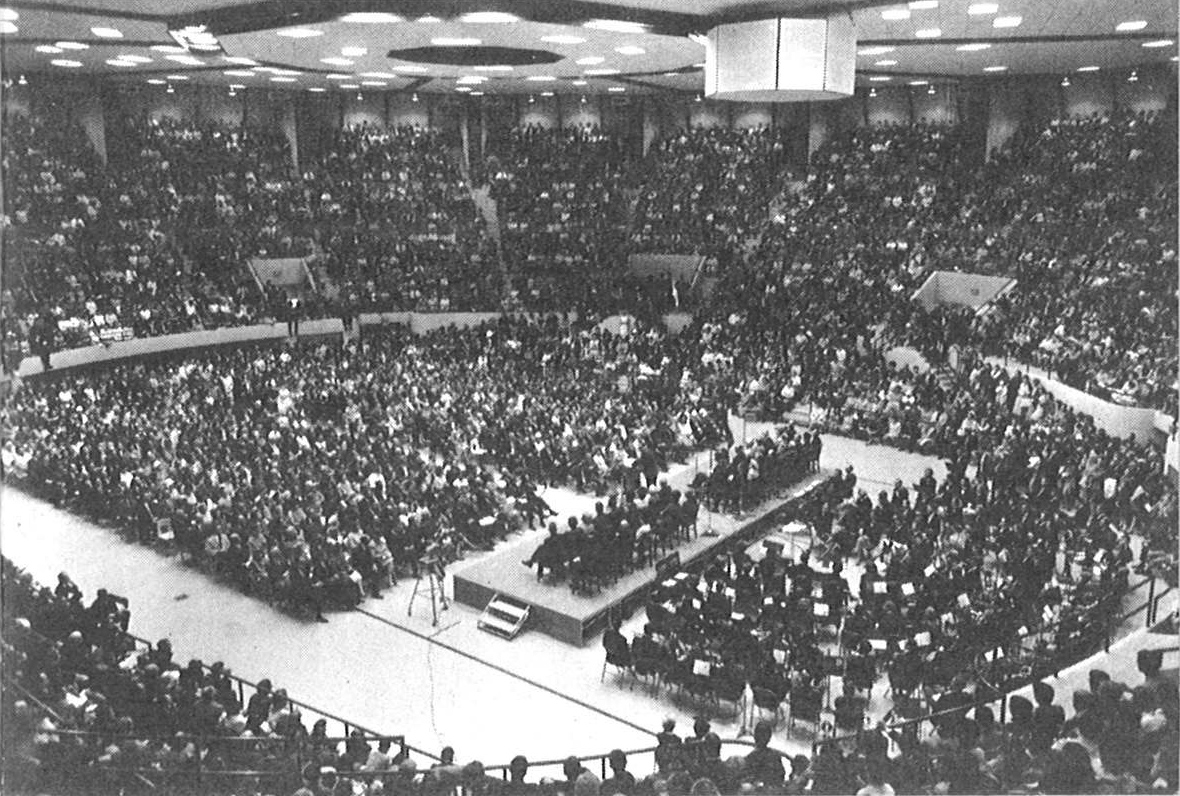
top-left (408, 556), bottom-right (449, 627)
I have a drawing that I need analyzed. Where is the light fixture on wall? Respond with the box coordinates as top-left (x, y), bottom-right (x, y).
top-left (356, 91), bottom-right (363, 100)
top-left (228, 86), bottom-right (236, 97)
top-left (869, 87), bottom-right (878, 97)
top-left (694, 93), bottom-right (702, 102)
top-left (1060, 75), bottom-right (1070, 87)
top-left (1127, 70), bottom-right (1139, 82)
top-left (17, 73), bottom-right (26, 85)
top-left (528, 94), bottom-right (535, 104)
top-left (927, 84), bottom-right (936, 94)
top-left (411, 92), bottom-right (419, 102)
top-left (580, 95), bottom-right (587, 104)
top-left (166, 83), bottom-right (175, 94)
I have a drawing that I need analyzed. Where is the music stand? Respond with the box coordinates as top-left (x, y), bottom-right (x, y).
top-left (408, 553), bottom-right (449, 627)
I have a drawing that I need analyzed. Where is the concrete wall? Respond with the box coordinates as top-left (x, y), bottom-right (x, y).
top-left (519, 95), bottom-right (559, 129)
top-left (689, 98), bottom-right (728, 128)
top-left (341, 92), bottom-right (386, 129)
top-left (731, 102), bottom-right (772, 129)
top-left (561, 96), bottom-right (603, 129)
top-left (865, 87), bottom-right (909, 126)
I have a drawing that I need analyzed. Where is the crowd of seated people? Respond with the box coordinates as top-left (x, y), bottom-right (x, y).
top-left (631, 127), bottom-right (793, 256)
top-left (1, 317), bottom-right (728, 616)
top-left (702, 425), bottom-right (822, 514)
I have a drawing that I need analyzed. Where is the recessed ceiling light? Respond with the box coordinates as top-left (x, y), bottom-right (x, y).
top-left (540, 90), bottom-right (555, 96)
top-left (858, 46), bottom-right (894, 56)
top-left (584, 68), bottom-right (620, 75)
top-left (608, 86), bottom-right (626, 92)
top-left (869, 75), bottom-right (892, 81)
top-left (308, 87), bottom-right (326, 92)
top-left (91, 26), bottom-right (122, 38)
top-left (326, 73), bottom-right (353, 80)
top-left (956, 43), bottom-right (991, 51)
top-left (340, 12), bottom-right (401, 23)
top-left (576, 56), bottom-right (605, 65)
top-left (51, 59), bottom-right (83, 67)
top-left (417, 15), bottom-right (442, 23)
top-left (147, 78), bottom-right (166, 84)
top-left (460, 12), bottom-right (518, 23)
top-left (967, 3), bottom-right (998, 14)
top-left (1115, 20), bottom-right (1147, 32)
top-left (361, 80), bottom-right (387, 87)
top-left (166, 54), bottom-right (204, 65)
top-left (1076, 65), bottom-right (1100, 72)
top-left (473, 65), bottom-right (512, 71)
top-left (359, 71), bottom-right (399, 79)
top-left (541, 34), bottom-right (586, 44)
top-left (882, 8), bottom-right (911, 20)
top-left (983, 65), bottom-right (1007, 72)
top-left (224, 69), bottom-right (254, 77)
top-left (150, 44), bottom-right (187, 53)
top-left (471, 90), bottom-right (485, 96)
top-left (35, 45), bottom-right (63, 54)
top-left (340, 83), bottom-right (359, 89)
top-left (106, 58), bottom-right (138, 67)
top-left (0, 8), bottom-right (16, 21)
top-left (390, 65), bottom-right (428, 72)
top-left (1172, 55), bottom-right (1179, 61)
top-left (229, 83), bottom-right (245, 89)
top-left (267, 68), bottom-right (300, 76)
top-left (165, 74), bottom-right (189, 80)
top-left (432, 37), bottom-right (481, 46)
top-left (55, 41), bottom-right (89, 50)
top-left (915, 28), bottom-right (941, 38)
top-left (276, 28), bottom-right (323, 38)
top-left (455, 85), bottom-right (471, 92)
top-left (584, 19), bottom-right (647, 33)
top-left (341, 46), bottom-right (368, 57)
top-left (118, 54), bottom-right (152, 64)
top-left (571, 79), bottom-right (588, 86)
top-left (321, 57), bottom-right (354, 66)
top-left (992, 16), bottom-right (1022, 28)
top-left (615, 45), bottom-right (645, 55)
top-left (456, 75), bottom-right (486, 84)
top-left (526, 75), bottom-right (557, 81)
top-left (908, 1), bottom-right (938, 9)
top-left (909, 79), bottom-right (928, 86)
top-left (875, 59), bottom-right (898, 66)
top-left (270, 76), bottom-right (297, 82)
top-left (1142, 39), bottom-right (1175, 48)
top-left (224, 56), bottom-right (257, 65)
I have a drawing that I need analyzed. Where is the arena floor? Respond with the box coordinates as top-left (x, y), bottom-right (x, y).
top-left (4, 423), bottom-right (1168, 774)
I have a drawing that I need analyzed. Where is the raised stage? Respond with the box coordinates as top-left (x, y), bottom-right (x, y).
top-left (453, 466), bottom-right (831, 646)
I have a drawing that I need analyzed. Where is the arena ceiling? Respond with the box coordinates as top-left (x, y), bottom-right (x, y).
top-left (0, 0), bottom-right (1175, 94)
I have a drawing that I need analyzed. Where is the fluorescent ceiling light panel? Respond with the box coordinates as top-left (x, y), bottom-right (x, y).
top-left (875, 59), bottom-right (898, 66)
top-left (361, 80), bottom-right (387, 86)
top-left (270, 76), bottom-right (297, 82)
top-left (992, 16), bottom-right (1022, 28)
top-left (224, 56), bottom-right (258, 65)
top-left (967, 3), bottom-right (998, 14)
top-left (983, 65), bottom-right (1007, 71)
top-left (869, 75), bottom-right (892, 81)
top-left (341, 13), bottom-right (401, 23)
top-left (106, 58), bottom-right (138, 66)
top-left (956, 43), bottom-right (991, 51)
top-left (915, 28), bottom-right (941, 38)
top-left (151, 45), bottom-right (187, 53)
top-left (1076, 65), bottom-right (1100, 72)
top-left (607, 86), bottom-right (625, 92)
top-left (52, 59), bottom-right (82, 67)
top-left (576, 56), bottom-right (605, 65)
top-left (584, 19), bottom-right (647, 33)
top-left (276, 28), bottom-right (323, 38)
top-left (341, 47), bottom-right (368, 57)
top-left (35, 45), bottom-right (64, 53)
top-left (541, 34), bottom-right (586, 44)
top-left (308, 87), bottom-right (326, 92)
top-left (1115, 20), bottom-right (1147, 32)
top-left (1142, 39), bottom-right (1175, 48)
top-left (91, 27), bottom-right (123, 38)
top-left (55, 41), bottom-right (89, 50)
top-left (858, 46), bottom-right (894, 55)
top-left (224, 69), bottom-right (255, 77)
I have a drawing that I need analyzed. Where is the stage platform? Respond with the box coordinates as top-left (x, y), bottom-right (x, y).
top-left (453, 466), bottom-right (832, 646)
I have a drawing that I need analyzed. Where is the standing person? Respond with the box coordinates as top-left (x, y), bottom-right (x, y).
top-left (287, 295), bottom-right (301, 338)
top-left (31, 313), bottom-right (55, 371)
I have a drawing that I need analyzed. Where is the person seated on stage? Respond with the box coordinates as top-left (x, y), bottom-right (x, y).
top-left (521, 523), bottom-right (564, 581)
top-left (742, 721), bottom-right (786, 789)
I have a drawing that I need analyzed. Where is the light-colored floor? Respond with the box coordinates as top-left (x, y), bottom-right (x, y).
top-left (5, 425), bottom-right (1167, 778)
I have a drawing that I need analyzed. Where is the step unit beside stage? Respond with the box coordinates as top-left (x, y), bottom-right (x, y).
top-left (453, 470), bottom-right (832, 646)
